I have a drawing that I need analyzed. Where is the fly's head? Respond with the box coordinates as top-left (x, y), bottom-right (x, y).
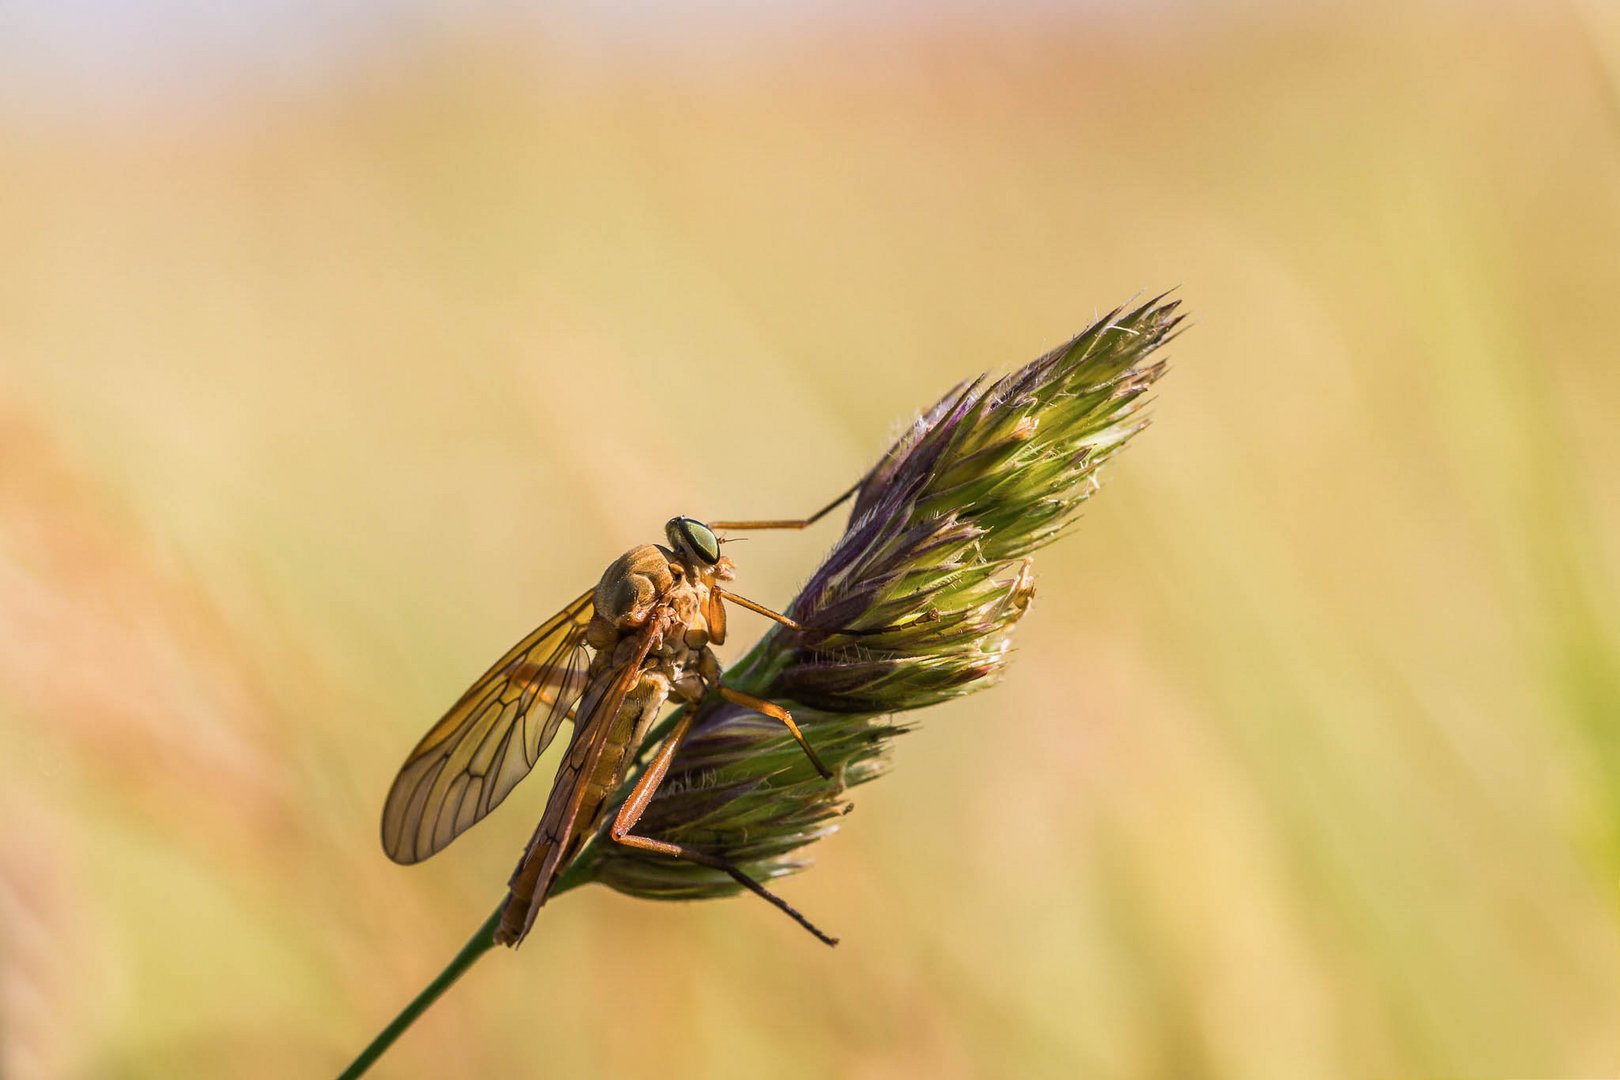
top-left (665, 516), bottom-right (729, 582)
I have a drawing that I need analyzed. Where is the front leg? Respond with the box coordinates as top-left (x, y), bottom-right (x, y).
top-left (709, 479), bottom-right (861, 532)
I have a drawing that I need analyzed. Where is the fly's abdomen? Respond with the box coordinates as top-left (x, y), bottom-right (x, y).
top-left (575, 669), bottom-right (669, 829)
top-left (495, 666), bottom-right (673, 945)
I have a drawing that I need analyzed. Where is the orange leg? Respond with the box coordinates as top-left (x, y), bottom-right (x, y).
top-left (718, 686), bottom-right (831, 779)
top-left (709, 479), bottom-right (861, 532)
top-left (713, 587), bottom-right (810, 631)
top-left (610, 709), bottom-right (839, 946)
top-left (714, 587), bottom-right (939, 639)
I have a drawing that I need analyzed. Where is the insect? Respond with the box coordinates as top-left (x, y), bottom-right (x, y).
top-left (380, 486), bottom-right (865, 947)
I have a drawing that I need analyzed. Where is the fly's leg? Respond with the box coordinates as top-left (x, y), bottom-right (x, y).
top-left (609, 709), bottom-right (839, 947)
top-left (709, 479), bottom-right (861, 532)
top-left (711, 588), bottom-right (811, 629)
top-left (716, 686), bottom-right (831, 779)
top-left (713, 587), bottom-right (939, 639)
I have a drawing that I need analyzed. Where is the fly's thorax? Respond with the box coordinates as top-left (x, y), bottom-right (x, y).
top-left (587, 541), bottom-right (713, 650)
top-left (593, 544), bottom-right (678, 632)
top-left (588, 539), bottom-right (725, 686)
top-left (654, 575), bottom-right (711, 653)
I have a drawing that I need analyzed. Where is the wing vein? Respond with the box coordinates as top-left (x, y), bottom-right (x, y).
top-left (381, 588), bottom-right (596, 863)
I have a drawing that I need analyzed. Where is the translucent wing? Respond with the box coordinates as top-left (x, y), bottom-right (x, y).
top-left (381, 589), bottom-right (595, 864)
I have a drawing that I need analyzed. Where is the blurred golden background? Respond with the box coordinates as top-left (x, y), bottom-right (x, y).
top-left (3, 2), bottom-right (1619, 1076)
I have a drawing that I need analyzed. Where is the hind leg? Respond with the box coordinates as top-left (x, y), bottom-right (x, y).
top-left (608, 708), bottom-right (838, 946)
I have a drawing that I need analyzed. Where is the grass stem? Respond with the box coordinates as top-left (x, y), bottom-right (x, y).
top-left (337, 902), bottom-right (504, 1079)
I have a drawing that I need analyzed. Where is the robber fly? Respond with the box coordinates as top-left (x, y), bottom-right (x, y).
top-left (380, 485), bottom-right (862, 947)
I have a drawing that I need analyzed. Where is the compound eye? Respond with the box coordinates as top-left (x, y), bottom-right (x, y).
top-left (680, 519), bottom-right (721, 565)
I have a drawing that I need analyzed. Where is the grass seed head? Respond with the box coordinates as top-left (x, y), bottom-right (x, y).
top-left (561, 295), bottom-right (1182, 900)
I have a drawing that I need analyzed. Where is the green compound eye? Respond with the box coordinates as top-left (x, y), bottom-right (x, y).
top-left (678, 518), bottom-right (720, 565)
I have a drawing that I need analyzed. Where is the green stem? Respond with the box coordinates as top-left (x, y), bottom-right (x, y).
top-left (338, 902), bottom-right (504, 1079)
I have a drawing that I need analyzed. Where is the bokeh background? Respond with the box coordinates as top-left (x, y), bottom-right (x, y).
top-left (3, 1), bottom-right (1619, 1076)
